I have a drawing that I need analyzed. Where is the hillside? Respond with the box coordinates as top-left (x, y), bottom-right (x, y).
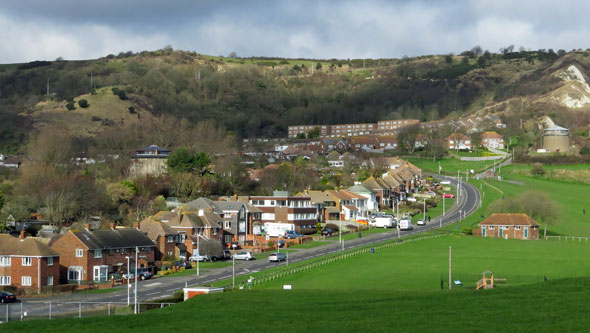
top-left (2, 48), bottom-right (590, 152)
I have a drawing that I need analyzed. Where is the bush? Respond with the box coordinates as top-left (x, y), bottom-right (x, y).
top-left (128, 106), bottom-right (136, 114)
top-left (78, 99), bottom-right (89, 108)
top-left (267, 241), bottom-right (274, 247)
top-left (91, 116), bottom-right (102, 121)
top-left (461, 227), bottom-right (473, 235)
top-left (325, 223), bottom-right (339, 231)
top-left (580, 146), bottom-right (590, 155)
top-left (531, 162), bottom-right (545, 176)
top-left (66, 101), bottom-right (76, 110)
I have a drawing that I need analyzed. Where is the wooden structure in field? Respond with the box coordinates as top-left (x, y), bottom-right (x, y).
top-left (476, 271), bottom-right (507, 290)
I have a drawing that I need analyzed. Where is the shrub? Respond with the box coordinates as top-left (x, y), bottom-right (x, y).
top-left (531, 162), bottom-right (545, 176)
top-left (461, 227), bottom-right (473, 235)
top-left (580, 146), bottom-right (590, 155)
top-left (91, 116), bottom-right (102, 121)
top-left (267, 241), bottom-right (275, 247)
top-left (65, 101), bottom-right (76, 110)
top-left (325, 223), bottom-right (339, 231)
top-left (128, 106), bottom-right (136, 114)
top-left (78, 99), bottom-right (89, 108)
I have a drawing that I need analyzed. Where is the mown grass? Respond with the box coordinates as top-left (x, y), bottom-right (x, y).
top-left (406, 157), bottom-right (500, 175)
top-left (8, 275), bottom-right (590, 331)
top-left (258, 236), bottom-right (590, 291)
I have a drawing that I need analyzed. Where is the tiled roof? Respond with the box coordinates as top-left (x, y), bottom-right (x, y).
top-left (139, 218), bottom-right (177, 241)
top-left (0, 234), bottom-right (60, 257)
top-left (479, 213), bottom-right (539, 226)
top-left (72, 229), bottom-right (155, 250)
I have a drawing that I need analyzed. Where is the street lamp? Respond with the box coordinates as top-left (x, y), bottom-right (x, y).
top-left (423, 198), bottom-right (426, 221)
top-left (134, 246), bottom-right (138, 314)
top-left (196, 233), bottom-right (200, 277)
top-left (125, 256), bottom-right (131, 306)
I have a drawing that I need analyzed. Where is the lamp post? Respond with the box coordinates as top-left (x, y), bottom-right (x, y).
top-left (134, 246), bottom-right (138, 314)
top-left (443, 194), bottom-right (446, 217)
top-left (125, 256), bottom-right (131, 306)
top-left (457, 210), bottom-right (462, 232)
top-left (423, 198), bottom-right (426, 220)
top-left (196, 233), bottom-right (200, 277)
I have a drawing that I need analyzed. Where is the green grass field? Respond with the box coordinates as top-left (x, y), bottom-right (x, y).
top-left (406, 157), bottom-right (502, 175)
top-left (257, 236), bottom-right (590, 291)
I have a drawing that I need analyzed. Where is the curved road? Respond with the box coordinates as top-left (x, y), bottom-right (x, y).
top-left (18, 175), bottom-right (480, 316)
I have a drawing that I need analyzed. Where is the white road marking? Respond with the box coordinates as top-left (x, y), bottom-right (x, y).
top-left (146, 292), bottom-right (160, 296)
top-left (144, 283), bottom-right (162, 287)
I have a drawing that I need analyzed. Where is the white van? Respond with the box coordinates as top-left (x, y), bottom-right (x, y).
top-left (398, 219), bottom-right (414, 231)
top-left (371, 215), bottom-right (395, 228)
top-left (264, 222), bottom-right (295, 237)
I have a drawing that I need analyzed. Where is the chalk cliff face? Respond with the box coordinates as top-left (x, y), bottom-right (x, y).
top-left (553, 65), bottom-right (590, 108)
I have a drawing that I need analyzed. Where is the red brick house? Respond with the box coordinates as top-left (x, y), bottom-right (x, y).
top-left (0, 232), bottom-right (60, 291)
top-left (249, 191), bottom-right (317, 232)
top-left (473, 213), bottom-right (540, 240)
top-left (49, 225), bottom-right (156, 284)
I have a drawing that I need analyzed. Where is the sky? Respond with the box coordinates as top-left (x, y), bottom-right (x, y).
top-left (1, 0), bottom-right (590, 63)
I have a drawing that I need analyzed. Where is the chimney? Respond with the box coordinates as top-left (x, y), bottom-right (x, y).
top-left (109, 222), bottom-right (116, 230)
top-left (84, 224), bottom-right (91, 231)
top-left (233, 193), bottom-right (238, 201)
top-left (133, 222), bottom-right (140, 230)
top-left (198, 209), bottom-right (204, 217)
top-left (19, 230), bottom-right (26, 241)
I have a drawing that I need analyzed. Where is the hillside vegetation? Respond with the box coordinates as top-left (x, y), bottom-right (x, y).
top-left (2, 48), bottom-right (590, 153)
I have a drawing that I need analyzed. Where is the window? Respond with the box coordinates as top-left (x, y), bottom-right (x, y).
top-left (22, 257), bottom-right (32, 266)
top-left (515, 226), bottom-right (521, 230)
top-left (487, 226), bottom-right (494, 230)
top-left (76, 249), bottom-right (83, 257)
top-left (167, 251), bottom-right (173, 256)
top-left (167, 235), bottom-right (174, 243)
top-left (224, 235), bottom-right (232, 243)
top-left (47, 257), bottom-right (54, 266)
top-left (94, 250), bottom-right (102, 258)
top-left (22, 276), bottom-right (32, 286)
top-left (0, 276), bottom-right (10, 286)
top-left (0, 256), bottom-right (10, 267)
top-left (225, 221), bottom-right (232, 229)
top-left (225, 213), bottom-right (232, 218)
top-left (212, 228), bottom-right (217, 235)
top-left (47, 276), bottom-right (53, 286)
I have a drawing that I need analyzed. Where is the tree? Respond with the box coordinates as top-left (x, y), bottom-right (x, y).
top-left (167, 148), bottom-right (211, 175)
top-left (444, 54), bottom-right (453, 63)
top-left (307, 127), bottom-right (321, 139)
top-left (579, 146), bottom-right (590, 155)
top-left (228, 51), bottom-right (238, 59)
top-left (315, 62), bottom-right (322, 70)
top-left (471, 45), bottom-right (483, 55)
top-left (106, 182), bottom-right (135, 206)
top-left (78, 99), bottom-right (89, 108)
top-left (0, 192), bottom-right (4, 212)
top-left (477, 56), bottom-right (486, 68)
top-left (397, 124), bottom-right (420, 153)
top-left (487, 190), bottom-right (559, 238)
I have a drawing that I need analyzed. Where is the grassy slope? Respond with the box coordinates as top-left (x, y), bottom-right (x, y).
top-left (410, 158), bottom-right (590, 236)
top-left (258, 236), bottom-right (590, 290)
top-left (406, 157), bottom-right (497, 175)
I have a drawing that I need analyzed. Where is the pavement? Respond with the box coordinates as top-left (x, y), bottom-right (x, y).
top-left (17, 174), bottom-right (481, 316)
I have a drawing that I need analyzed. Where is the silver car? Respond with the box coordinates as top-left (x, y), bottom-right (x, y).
top-left (231, 251), bottom-right (254, 261)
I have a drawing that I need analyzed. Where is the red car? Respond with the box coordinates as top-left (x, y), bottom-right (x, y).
top-left (441, 193), bottom-right (455, 198)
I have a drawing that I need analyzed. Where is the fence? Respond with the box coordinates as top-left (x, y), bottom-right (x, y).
top-left (545, 236), bottom-right (590, 242)
top-left (0, 301), bottom-right (175, 324)
top-left (223, 231), bottom-right (453, 289)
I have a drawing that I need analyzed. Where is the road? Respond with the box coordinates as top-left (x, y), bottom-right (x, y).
top-left (17, 175), bottom-right (480, 316)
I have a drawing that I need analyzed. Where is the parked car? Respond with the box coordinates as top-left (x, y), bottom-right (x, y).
top-left (124, 267), bottom-right (153, 280)
top-left (210, 250), bottom-right (232, 261)
top-left (426, 191), bottom-right (437, 196)
top-left (173, 260), bottom-right (193, 269)
top-left (277, 240), bottom-right (286, 248)
top-left (321, 228), bottom-right (333, 236)
top-left (416, 219), bottom-right (426, 226)
top-left (441, 193), bottom-right (455, 198)
top-left (232, 251), bottom-right (254, 261)
top-left (440, 180), bottom-right (451, 185)
top-left (230, 242), bottom-right (241, 250)
top-left (433, 181), bottom-right (440, 187)
top-left (189, 254), bottom-right (211, 262)
top-left (268, 252), bottom-right (287, 262)
top-left (284, 230), bottom-right (304, 239)
top-left (406, 197), bottom-right (417, 202)
top-left (0, 291), bottom-right (16, 303)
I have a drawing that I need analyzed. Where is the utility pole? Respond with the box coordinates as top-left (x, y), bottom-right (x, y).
top-left (443, 194), bottom-right (446, 216)
top-left (196, 234), bottom-right (200, 276)
top-left (423, 198), bottom-right (426, 220)
top-left (134, 246), bottom-right (138, 314)
top-left (232, 256), bottom-right (235, 289)
top-left (448, 246), bottom-right (452, 290)
top-left (46, 78), bottom-right (50, 95)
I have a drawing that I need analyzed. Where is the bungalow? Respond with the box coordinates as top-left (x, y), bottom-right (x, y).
top-left (49, 224), bottom-right (156, 284)
top-left (480, 131), bottom-right (504, 149)
top-left (473, 213), bottom-right (540, 240)
top-left (0, 232), bottom-right (60, 291)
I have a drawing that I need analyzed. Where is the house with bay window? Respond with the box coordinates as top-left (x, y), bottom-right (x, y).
top-left (249, 191), bottom-right (317, 233)
top-left (0, 231), bottom-right (60, 292)
top-left (49, 224), bottom-right (155, 284)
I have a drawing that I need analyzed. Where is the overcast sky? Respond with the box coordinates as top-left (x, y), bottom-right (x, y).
top-left (1, 0), bottom-right (589, 63)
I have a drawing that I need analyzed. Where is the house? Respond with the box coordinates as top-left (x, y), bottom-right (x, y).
top-left (376, 136), bottom-right (398, 151)
top-left (0, 154), bottom-right (22, 168)
top-left (325, 190), bottom-right (368, 221)
top-left (473, 213), bottom-right (540, 240)
top-left (362, 177), bottom-right (392, 210)
top-left (181, 197), bottom-right (261, 246)
top-left (347, 184), bottom-right (378, 212)
top-left (49, 224), bottom-right (156, 284)
top-left (295, 190), bottom-right (331, 223)
top-left (152, 210), bottom-right (223, 255)
top-left (447, 133), bottom-right (472, 150)
top-left (349, 136), bottom-right (378, 151)
top-left (0, 232), bottom-right (60, 291)
top-left (320, 139), bottom-right (348, 153)
top-left (327, 151), bottom-right (344, 167)
top-left (139, 218), bottom-right (183, 261)
top-left (130, 144), bottom-right (170, 177)
top-left (480, 131), bottom-right (504, 149)
top-left (248, 191), bottom-right (317, 232)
